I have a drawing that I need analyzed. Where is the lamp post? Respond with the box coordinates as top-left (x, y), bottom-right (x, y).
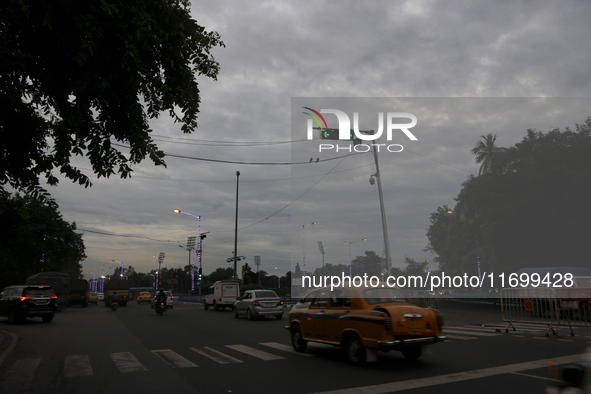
top-left (98, 268), bottom-right (104, 292)
top-left (275, 267), bottom-right (281, 288)
top-left (302, 221), bottom-right (317, 286)
top-left (112, 260), bottom-right (124, 278)
top-left (87, 272), bottom-right (96, 291)
top-left (174, 209), bottom-right (201, 291)
top-left (369, 142), bottom-right (392, 278)
top-left (345, 238), bottom-right (367, 279)
top-left (233, 171), bottom-right (240, 279)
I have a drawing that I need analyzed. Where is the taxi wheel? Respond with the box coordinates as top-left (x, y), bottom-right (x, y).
top-left (291, 325), bottom-right (307, 352)
top-left (233, 308), bottom-right (239, 319)
top-left (346, 335), bottom-right (366, 365)
top-left (247, 308), bottom-right (254, 320)
top-left (401, 346), bottom-right (422, 361)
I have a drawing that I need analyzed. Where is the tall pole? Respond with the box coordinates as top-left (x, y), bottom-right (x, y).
top-left (371, 144), bottom-right (392, 277)
top-left (317, 241), bottom-right (325, 267)
top-left (302, 221), bottom-right (317, 286)
top-left (233, 171), bottom-right (240, 279)
top-left (345, 238), bottom-right (366, 279)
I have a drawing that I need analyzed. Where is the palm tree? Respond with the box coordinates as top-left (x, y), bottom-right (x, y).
top-left (471, 133), bottom-right (506, 175)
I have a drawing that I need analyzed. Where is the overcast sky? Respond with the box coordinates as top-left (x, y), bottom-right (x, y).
top-left (39, 1), bottom-right (591, 281)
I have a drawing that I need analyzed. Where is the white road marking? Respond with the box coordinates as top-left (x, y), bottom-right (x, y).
top-left (225, 344), bottom-right (285, 361)
top-left (444, 334), bottom-right (478, 340)
top-left (190, 347), bottom-right (243, 364)
top-left (111, 352), bottom-right (148, 373)
top-left (310, 354), bottom-right (584, 394)
top-left (2, 358), bottom-right (40, 391)
top-left (260, 342), bottom-right (315, 356)
top-left (511, 372), bottom-right (562, 382)
top-left (152, 349), bottom-right (198, 368)
top-left (64, 355), bottom-right (93, 378)
top-left (443, 329), bottom-right (499, 336)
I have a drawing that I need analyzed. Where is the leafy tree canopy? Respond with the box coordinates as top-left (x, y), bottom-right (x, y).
top-left (0, 192), bottom-right (86, 289)
top-left (426, 117), bottom-right (591, 274)
top-left (0, 0), bottom-right (224, 195)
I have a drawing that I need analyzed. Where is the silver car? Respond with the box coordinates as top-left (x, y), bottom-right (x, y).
top-left (233, 290), bottom-right (284, 320)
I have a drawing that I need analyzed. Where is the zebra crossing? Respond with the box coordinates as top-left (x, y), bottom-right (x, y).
top-left (0, 341), bottom-right (296, 388)
top-left (3, 324), bottom-right (582, 388)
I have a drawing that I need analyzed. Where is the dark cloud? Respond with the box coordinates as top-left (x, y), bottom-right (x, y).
top-left (39, 1), bottom-right (591, 277)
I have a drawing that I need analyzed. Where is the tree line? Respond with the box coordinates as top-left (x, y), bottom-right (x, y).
top-left (425, 117), bottom-right (591, 275)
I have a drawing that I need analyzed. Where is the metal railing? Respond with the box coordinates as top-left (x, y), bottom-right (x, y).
top-left (500, 287), bottom-right (590, 337)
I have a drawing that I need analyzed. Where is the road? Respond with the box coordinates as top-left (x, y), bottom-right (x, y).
top-left (0, 300), bottom-right (589, 393)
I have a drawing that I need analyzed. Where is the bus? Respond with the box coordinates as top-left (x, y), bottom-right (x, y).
top-left (103, 278), bottom-right (131, 307)
top-left (69, 278), bottom-right (90, 307)
top-left (26, 272), bottom-right (70, 309)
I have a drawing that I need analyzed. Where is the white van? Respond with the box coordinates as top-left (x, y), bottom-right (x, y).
top-left (204, 280), bottom-right (240, 311)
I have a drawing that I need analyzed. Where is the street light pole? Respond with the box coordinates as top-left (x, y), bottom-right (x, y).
top-left (370, 143), bottom-right (392, 278)
top-left (112, 260), bottom-right (124, 278)
top-left (302, 221), bottom-right (317, 286)
top-left (174, 209), bottom-right (201, 291)
top-left (344, 238), bottom-right (367, 279)
top-left (87, 272), bottom-right (96, 291)
top-left (233, 171), bottom-right (240, 279)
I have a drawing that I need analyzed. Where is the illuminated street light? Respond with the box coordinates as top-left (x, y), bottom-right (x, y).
top-left (112, 260), bottom-right (124, 278)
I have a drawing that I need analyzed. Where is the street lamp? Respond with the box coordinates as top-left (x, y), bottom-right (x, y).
top-left (112, 260), bottom-right (124, 278)
top-left (368, 141), bottom-right (392, 278)
top-left (275, 267), bottom-right (281, 289)
top-left (302, 221), bottom-right (317, 286)
top-left (345, 238), bottom-right (367, 279)
top-left (174, 209), bottom-right (201, 291)
top-left (87, 272), bottom-right (96, 291)
top-left (233, 171), bottom-right (240, 279)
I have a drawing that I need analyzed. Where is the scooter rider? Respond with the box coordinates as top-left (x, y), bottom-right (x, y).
top-left (155, 289), bottom-right (167, 309)
top-left (111, 291), bottom-right (120, 309)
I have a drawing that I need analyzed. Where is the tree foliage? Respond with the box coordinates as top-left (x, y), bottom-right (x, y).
top-left (0, 0), bottom-right (224, 195)
top-left (426, 117), bottom-right (591, 273)
top-left (0, 192), bottom-right (86, 289)
top-left (470, 133), bottom-right (507, 175)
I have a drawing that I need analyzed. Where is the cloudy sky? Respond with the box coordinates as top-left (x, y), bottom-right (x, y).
top-left (40, 1), bottom-right (591, 281)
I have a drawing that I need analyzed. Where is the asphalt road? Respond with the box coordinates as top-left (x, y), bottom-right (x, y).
top-left (0, 300), bottom-right (589, 393)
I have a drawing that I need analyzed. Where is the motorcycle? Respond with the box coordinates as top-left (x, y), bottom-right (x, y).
top-left (111, 301), bottom-right (118, 311)
top-left (156, 301), bottom-right (166, 315)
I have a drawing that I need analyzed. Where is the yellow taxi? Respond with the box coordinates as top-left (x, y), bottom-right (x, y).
top-left (88, 292), bottom-right (98, 305)
top-left (137, 291), bottom-right (152, 304)
top-left (288, 284), bottom-right (445, 364)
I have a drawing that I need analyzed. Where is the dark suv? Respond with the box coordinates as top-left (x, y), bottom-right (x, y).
top-left (0, 285), bottom-right (58, 324)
